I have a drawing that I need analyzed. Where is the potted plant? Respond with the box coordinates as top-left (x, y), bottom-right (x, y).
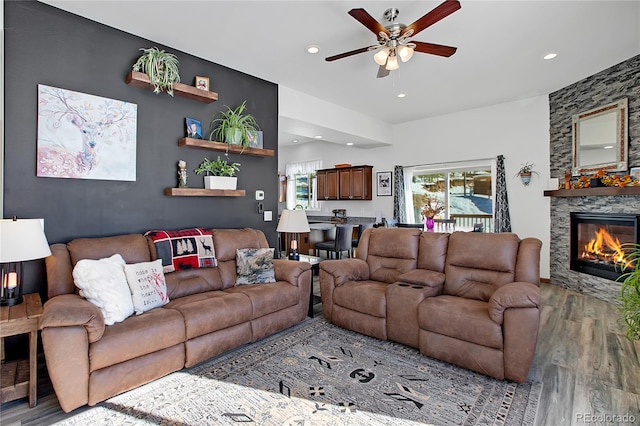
top-left (618, 243), bottom-right (640, 341)
top-left (516, 162), bottom-right (538, 186)
top-left (194, 156), bottom-right (240, 190)
top-left (132, 47), bottom-right (180, 96)
top-left (208, 100), bottom-right (260, 150)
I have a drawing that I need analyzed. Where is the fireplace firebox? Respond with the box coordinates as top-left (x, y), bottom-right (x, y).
top-left (570, 212), bottom-right (639, 281)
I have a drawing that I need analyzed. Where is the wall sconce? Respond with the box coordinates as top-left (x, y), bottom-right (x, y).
top-left (0, 217), bottom-right (52, 306)
top-left (276, 210), bottom-right (310, 260)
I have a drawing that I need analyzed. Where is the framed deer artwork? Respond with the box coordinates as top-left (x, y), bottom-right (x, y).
top-left (37, 84), bottom-right (137, 181)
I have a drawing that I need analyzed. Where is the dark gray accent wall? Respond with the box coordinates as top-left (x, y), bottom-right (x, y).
top-left (548, 54), bottom-right (640, 304)
top-left (3, 1), bottom-right (279, 296)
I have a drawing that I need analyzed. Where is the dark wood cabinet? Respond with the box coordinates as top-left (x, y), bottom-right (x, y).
top-left (317, 169), bottom-right (339, 200)
top-left (317, 166), bottom-right (372, 201)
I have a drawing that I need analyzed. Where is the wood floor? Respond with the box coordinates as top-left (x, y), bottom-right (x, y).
top-left (1, 283), bottom-right (639, 425)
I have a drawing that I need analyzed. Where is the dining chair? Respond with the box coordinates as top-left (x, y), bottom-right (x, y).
top-left (352, 222), bottom-right (375, 257)
top-left (315, 224), bottom-right (354, 259)
top-left (434, 218), bottom-right (456, 232)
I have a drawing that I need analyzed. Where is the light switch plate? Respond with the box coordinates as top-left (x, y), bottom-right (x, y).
top-left (264, 210), bottom-right (272, 221)
top-left (255, 190), bottom-right (265, 200)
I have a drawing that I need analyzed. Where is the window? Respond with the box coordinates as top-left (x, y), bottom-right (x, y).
top-left (403, 159), bottom-right (495, 231)
top-left (285, 160), bottom-right (322, 210)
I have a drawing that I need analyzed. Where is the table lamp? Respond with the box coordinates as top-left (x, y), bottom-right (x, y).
top-left (276, 210), bottom-right (310, 260)
top-left (0, 217), bottom-right (52, 306)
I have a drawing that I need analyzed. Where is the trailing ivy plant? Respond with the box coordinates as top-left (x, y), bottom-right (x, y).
top-left (618, 243), bottom-right (640, 341)
top-left (132, 47), bottom-right (180, 96)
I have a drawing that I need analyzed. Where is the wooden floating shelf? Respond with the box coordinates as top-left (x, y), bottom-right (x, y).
top-left (165, 188), bottom-right (246, 197)
top-left (544, 186), bottom-right (640, 197)
top-left (178, 137), bottom-right (275, 157)
top-left (126, 71), bottom-right (218, 104)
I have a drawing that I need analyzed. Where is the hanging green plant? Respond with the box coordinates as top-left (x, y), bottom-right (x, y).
top-left (208, 100), bottom-right (260, 150)
top-left (132, 47), bottom-right (180, 96)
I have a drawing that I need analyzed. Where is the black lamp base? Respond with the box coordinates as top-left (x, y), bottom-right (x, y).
top-left (288, 250), bottom-right (300, 261)
top-left (1, 296), bottom-right (23, 307)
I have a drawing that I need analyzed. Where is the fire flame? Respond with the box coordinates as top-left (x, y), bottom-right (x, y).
top-left (581, 227), bottom-right (632, 269)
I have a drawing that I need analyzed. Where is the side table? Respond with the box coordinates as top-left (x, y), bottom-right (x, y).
top-left (299, 254), bottom-right (322, 317)
top-left (0, 292), bottom-right (43, 408)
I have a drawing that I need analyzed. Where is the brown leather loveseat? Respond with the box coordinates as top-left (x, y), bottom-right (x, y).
top-left (40, 228), bottom-right (311, 412)
top-left (319, 227), bottom-right (542, 383)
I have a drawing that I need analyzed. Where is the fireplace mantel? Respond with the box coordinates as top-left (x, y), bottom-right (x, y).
top-left (544, 187), bottom-right (640, 197)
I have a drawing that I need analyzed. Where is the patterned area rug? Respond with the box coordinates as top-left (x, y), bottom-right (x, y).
top-left (55, 318), bottom-right (541, 425)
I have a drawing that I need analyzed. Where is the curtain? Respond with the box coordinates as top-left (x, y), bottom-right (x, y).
top-left (393, 165), bottom-right (406, 223)
top-left (494, 155), bottom-right (512, 232)
top-left (285, 160), bottom-right (323, 210)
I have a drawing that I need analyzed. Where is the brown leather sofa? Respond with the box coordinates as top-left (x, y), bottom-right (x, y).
top-left (40, 228), bottom-right (311, 412)
top-left (319, 227), bottom-right (542, 383)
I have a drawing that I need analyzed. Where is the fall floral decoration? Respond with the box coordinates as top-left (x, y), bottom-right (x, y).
top-left (573, 169), bottom-right (637, 189)
top-left (420, 197), bottom-right (444, 219)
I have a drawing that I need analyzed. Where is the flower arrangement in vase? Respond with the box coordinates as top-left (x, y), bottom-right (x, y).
top-left (420, 197), bottom-right (444, 230)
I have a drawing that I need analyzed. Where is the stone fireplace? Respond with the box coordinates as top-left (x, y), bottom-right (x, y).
top-left (548, 54), bottom-right (639, 305)
top-left (570, 212), bottom-right (639, 281)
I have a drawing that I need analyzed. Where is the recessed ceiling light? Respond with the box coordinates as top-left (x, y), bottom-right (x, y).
top-left (314, 135), bottom-right (323, 139)
top-left (306, 45), bottom-right (320, 54)
top-left (603, 145), bottom-right (614, 149)
top-left (292, 139), bottom-right (299, 143)
top-left (346, 142), bottom-right (354, 146)
top-left (543, 53), bottom-right (557, 60)
top-left (397, 93), bottom-right (406, 98)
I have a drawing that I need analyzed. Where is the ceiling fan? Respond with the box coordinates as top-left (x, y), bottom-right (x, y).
top-left (325, 0), bottom-right (461, 78)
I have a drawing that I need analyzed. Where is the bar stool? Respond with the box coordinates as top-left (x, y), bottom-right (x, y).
top-left (315, 224), bottom-right (354, 259)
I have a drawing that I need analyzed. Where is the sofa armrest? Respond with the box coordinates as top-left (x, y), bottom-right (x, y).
top-left (397, 269), bottom-right (445, 290)
top-left (40, 294), bottom-right (106, 343)
top-left (273, 259), bottom-right (311, 287)
top-left (319, 258), bottom-right (370, 287)
top-left (488, 282), bottom-right (540, 325)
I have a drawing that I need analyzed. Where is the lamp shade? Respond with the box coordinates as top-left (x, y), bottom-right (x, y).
top-left (276, 210), bottom-right (310, 233)
top-left (0, 218), bottom-right (52, 262)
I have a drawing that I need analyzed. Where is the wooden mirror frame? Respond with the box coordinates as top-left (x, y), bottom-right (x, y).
top-left (572, 98), bottom-right (628, 176)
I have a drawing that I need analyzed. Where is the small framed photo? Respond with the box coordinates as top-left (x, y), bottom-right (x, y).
top-left (630, 167), bottom-right (640, 181)
top-left (195, 76), bottom-right (209, 91)
top-left (377, 171), bottom-right (392, 196)
top-left (248, 130), bottom-right (263, 148)
top-left (185, 117), bottom-right (203, 139)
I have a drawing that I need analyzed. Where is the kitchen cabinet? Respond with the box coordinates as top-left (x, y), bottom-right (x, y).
top-left (317, 169), bottom-right (339, 200)
top-left (338, 166), bottom-right (372, 200)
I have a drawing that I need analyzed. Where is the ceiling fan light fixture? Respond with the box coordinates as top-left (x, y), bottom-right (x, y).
top-left (385, 54), bottom-right (399, 71)
top-left (397, 45), bottom-right (414, 62)
top-left (373, 47), bottom-right (389, 65)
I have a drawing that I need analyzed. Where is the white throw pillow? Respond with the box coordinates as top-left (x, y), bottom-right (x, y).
top-left (72, 254), bottom-right (134, 326)
top-left (123, 259), bottom-right (169, 315)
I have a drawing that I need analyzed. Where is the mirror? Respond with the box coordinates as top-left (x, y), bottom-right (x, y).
top-left (572, 98), bottom-right (628, 176)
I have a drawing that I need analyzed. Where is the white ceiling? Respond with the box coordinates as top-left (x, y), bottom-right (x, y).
top-left (40, 1), bottom-right (640, 148)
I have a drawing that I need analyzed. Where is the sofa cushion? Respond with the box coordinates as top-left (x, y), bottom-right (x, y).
top-left (72, 254), bottom-right (134, 326)
top-left (444, 232), bottom-right (519, 301)
top-left (225, 281), bottom-right (300, 318)
top-left (164, 268), bottom-right (224, 300)
top-left (145, 228), bottom-right (217, 273)
top-left (235, 248), bottom-right (276, 285)
top-left (68, 234), bottom-right (151, 267)
top-left (418, 295), bottom-right (503, 350)
top-left (333, 280), bottom-right (388, 318)
top-left (123, 259), bottom-right (170, 314)
top-left (165, 291), bottom-right (252, 340)
top-left (212, 228), bottom-right (269, 289)
top-left (417, 232), bottom-right (449, 272)
top-left (89, 307), bottom-right (185, 372)
top-left (360, 228), bottom-right (420, 283)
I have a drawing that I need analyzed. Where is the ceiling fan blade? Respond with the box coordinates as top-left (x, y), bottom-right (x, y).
top-left (348, 8), bottom-right (390, 37)
top-left (325, 45), bottom-right (377, 62)
top-left (412, 41), bottom-right (457, 57)
top-left (402, 0), bottom-right (461, 37)
top-left (376, 65), bottom-right (390, 78)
